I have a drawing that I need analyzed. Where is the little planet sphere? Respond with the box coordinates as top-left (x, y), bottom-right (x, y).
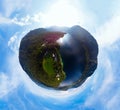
top-left (19, 25), bottom-right (98, 90)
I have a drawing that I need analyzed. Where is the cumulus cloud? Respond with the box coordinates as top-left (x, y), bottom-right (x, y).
top-left (32, 12), bottom-right (44, 23)
top-left (11, 15), bottom-right (31, 26)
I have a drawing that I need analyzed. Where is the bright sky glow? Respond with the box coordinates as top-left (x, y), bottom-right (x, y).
top-left (0, 0), bottom-right (120, 110)
top-left (41, 1), bottom-right (79, 27)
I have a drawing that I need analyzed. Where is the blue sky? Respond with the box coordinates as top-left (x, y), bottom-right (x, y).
top-left (0, 0), bottom-right (120, 110)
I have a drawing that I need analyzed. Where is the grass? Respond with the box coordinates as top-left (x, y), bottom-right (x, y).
top-left (43, 55), bottom-right (55, 76)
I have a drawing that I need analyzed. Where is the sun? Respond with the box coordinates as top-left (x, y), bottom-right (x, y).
top-left (42, 1), bottom-right (80, 27)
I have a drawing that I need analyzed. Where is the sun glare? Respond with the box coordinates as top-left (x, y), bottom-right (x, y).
top-left (42, 1), bottom-right (80, 27)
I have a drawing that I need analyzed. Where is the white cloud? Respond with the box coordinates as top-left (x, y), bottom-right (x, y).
top-left (11, 15), bottom-right (31, 26)
top-left (30, 0), bottom-right (96, 29)
top-left (97, 58), bottom-right (114, 95)
top-left (107, 90), bottom-right (120, 110)
top-left (84, 6), bottom-right (120, 109)
top-left (0, 0), bottom-right (96, 28)
top-left (0, 71), bottom-right (19, 98)
top-left (2, 0), bottom-right (32, 17)
top-left (84, 48), bottom-right (120, 109)
top-left (8, 34), bottom-right (19, 53)
top-left (0, 14), bottom-right (31, 26)
top-left (95, 14), bottom-right (120, 46)
top-left (1, 1), bottom-right (120, 109)
top-left (8, 35), bottom-right (17, 46)
top-left (0, 52), bottom-right (25, 98)
top-left (32, 12), bottom-right (44, 23)
top-left (0, 14), bottom-right (11, 24)
top-left (23, 76), bottom-right (91, 100)
top-left (7, 31), bottom-right (32, 53)
top-left (41, 0), bottom-right (80, 27)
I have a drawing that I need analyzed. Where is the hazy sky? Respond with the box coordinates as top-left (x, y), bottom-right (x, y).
top-left (0, 0), bottom-right (120, 110)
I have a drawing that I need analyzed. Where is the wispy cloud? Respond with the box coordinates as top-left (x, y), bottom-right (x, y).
top-left (0, 0), bottom-right (32, 26)
top-left (2, 0), bottom-right (32, 17)
top-left (0, 14), bottom-right (11, 24)
top-left (0, 14), bottom-right (31, 26)
top-left (0, 51), bottom-right (25, 98)
top-left (0, 72), bottom-right (18, 98)
top-left (107, 90), bottom-right (120, 110)
top-left (95, 14), bottom-right (120, 46)
top-left (0, 0), bottom-right (120, 110)
top-left (11, 15), bottom-right (31, 26)
top-left (77, 1), bottom-right (120, 108)
top-left (82, 48), bottom-right (120, 109)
